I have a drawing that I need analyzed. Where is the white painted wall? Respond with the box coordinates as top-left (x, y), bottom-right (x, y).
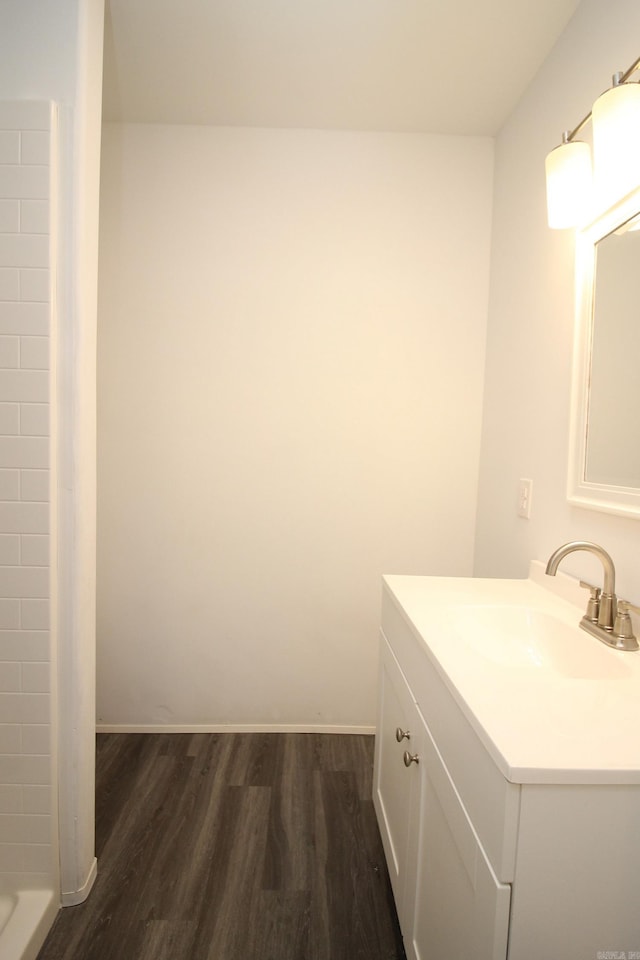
top-left (0, 0), bottom-right (104, 905)
top-left (475, 0), bottom-right (640, 602)
top-left (97, 125), bottom-right (494, 728)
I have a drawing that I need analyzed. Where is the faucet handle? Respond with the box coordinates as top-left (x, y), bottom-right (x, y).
top-left (617, 599), bottom-right (640, 616)
top-left (580, 581), bottom-right (601, 623)
top-left (613, 600), bottom-right (640, 649)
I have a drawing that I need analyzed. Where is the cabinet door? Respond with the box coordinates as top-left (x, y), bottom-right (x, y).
top-left (373, 634), bottom-right (423, 911)
top-left (404, 706), bottom-right (511, 960)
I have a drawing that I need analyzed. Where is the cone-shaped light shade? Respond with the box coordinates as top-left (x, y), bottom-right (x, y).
top-left (592, 81), bottom-right (640, 210)
top-left (545, 138), bottom-right (592, 229)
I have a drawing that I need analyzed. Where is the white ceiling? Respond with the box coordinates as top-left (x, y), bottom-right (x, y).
top-left (102, 0), bottom-right (580, 135)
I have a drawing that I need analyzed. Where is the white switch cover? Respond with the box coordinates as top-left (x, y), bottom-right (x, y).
top-left (517, 478), bottom-right (533, 518)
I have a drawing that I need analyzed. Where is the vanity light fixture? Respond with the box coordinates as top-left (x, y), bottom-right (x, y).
top-left (545, 55), bottom-right (640, 229)
top-left (592, 72), bottom-right (640, 210)
top-left (545, 133), bottom-right (591, 229)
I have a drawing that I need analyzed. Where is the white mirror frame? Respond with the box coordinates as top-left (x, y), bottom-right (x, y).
top-left (568, 184), bottom-right (640, 519)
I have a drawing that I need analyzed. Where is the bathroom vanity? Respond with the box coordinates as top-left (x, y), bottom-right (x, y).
top-left (373, 562), bottom-right (640, 959)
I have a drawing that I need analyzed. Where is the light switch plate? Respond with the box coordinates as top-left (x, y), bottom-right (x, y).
top-left (518, 478), bottom-right (533, 519)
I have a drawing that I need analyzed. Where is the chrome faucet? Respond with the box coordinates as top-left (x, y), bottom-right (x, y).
top-left (545, 540), bottom-right (639, 651)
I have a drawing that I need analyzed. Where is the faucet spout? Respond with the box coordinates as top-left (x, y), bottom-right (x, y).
top-left (545, 541), bottom-right (639, 650)
top-left (545, 540), bottom-right (616, 596)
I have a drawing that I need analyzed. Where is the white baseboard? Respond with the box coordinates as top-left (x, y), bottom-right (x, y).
top-left (96, 722), bottom-right (376, 735)
top-left (61, 856), bottom-right (97, 907)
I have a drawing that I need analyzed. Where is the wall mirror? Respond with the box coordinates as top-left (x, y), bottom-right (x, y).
top-left (568, 185), bottom-right (640, 518)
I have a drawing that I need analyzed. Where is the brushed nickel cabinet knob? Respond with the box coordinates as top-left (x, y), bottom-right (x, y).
top-left (403, 751), bottom-right (419, 767)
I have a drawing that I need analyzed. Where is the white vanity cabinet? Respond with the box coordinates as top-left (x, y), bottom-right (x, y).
top-left (375, 571), bottom-right (640, 960)
top-left (374, 637), bottom-right (510, 960)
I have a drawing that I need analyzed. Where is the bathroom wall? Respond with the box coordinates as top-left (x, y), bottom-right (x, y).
top-left (474, 0), bottom-right (640, 601)
top-left (0, 100), bottom-right (54, 895)
top-left (97, 125), bottom-right (494, 728)
top-left (0, 0), bottom-right (104, 904)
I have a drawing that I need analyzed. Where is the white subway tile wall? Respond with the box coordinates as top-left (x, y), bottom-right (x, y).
top-left (0, 102), bottom-right (53, 891)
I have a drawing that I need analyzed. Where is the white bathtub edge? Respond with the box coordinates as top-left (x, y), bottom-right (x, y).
top-left (2, 889), bottom-right (58, 960)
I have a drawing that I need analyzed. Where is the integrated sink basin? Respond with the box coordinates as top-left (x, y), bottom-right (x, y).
top-left (382, 560), bottom-right (640, 782)
top-left (454, 604), bottom-right (631, 679)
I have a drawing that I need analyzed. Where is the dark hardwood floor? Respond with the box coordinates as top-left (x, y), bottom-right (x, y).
top-left (37, 732), bottom-right (406, 960)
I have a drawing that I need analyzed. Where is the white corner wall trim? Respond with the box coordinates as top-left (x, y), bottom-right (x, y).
top-left (60, 856), bottom-right (97, 907)
top-left (96, 723), bottom-right (376, 735)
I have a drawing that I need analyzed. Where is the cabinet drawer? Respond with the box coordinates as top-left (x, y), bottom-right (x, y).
top-left (382, 588), bottom-right (519, 882)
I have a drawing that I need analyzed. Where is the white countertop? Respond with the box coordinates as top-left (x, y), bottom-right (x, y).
top-left (383, 562), bottom-right (640, 784)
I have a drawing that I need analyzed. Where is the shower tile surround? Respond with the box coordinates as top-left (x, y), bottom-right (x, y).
top-left (0, 101), bottom-right (54, 893)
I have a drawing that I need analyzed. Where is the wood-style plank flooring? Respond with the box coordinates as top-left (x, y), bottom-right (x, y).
top-left (37, 732), bottom-right (406, 960)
